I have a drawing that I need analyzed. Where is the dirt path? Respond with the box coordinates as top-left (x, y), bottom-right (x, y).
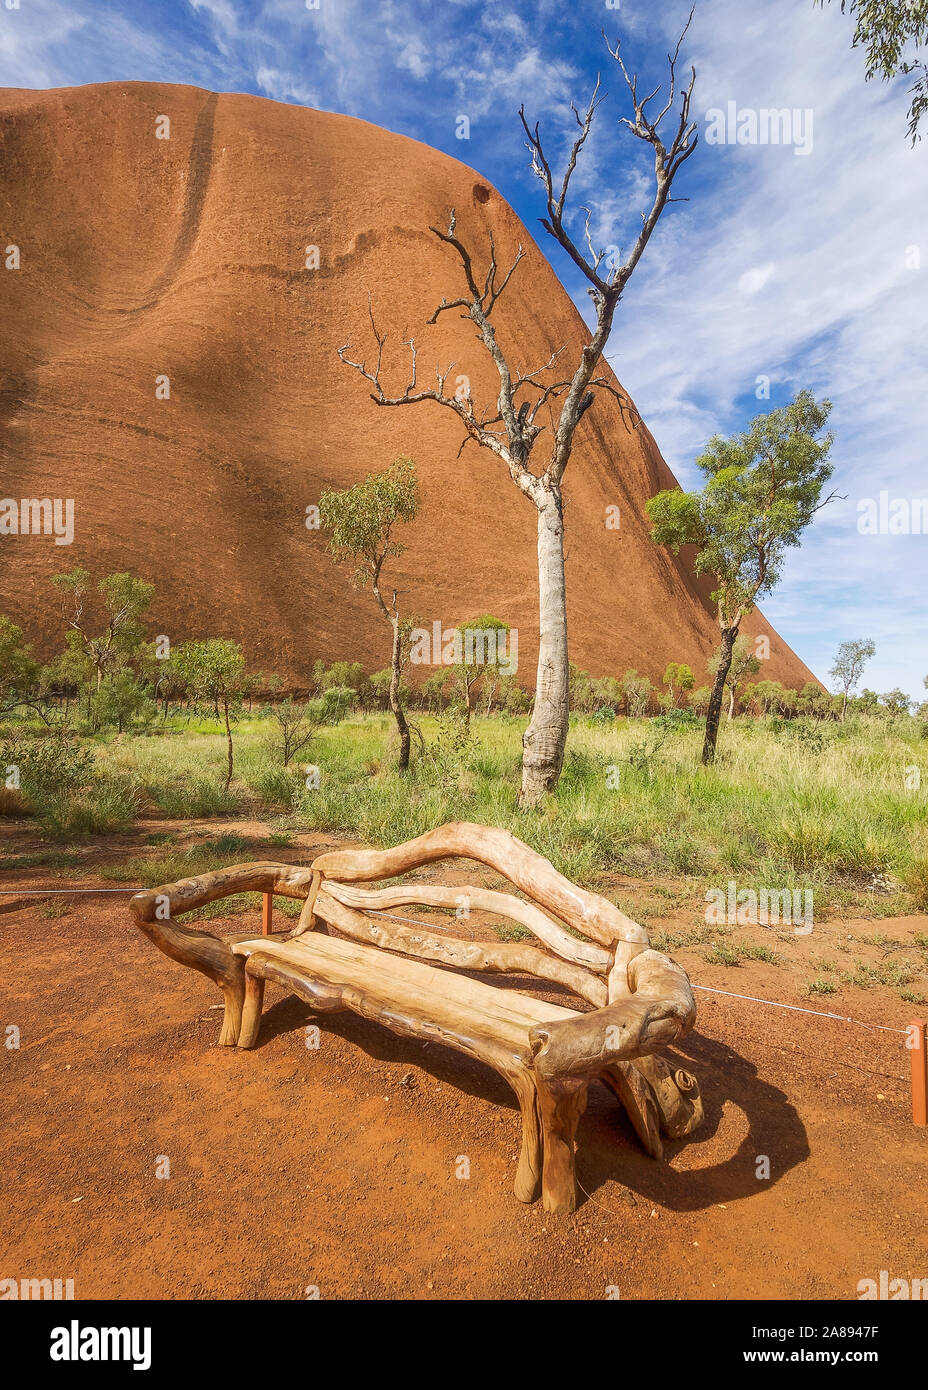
top-left (2, 824), bottom-right (926, 1300)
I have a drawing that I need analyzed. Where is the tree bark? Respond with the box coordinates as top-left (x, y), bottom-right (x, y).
top-left (222, 694), bottom-right (233, 790)
top-left (520, 490), bottom-right (569, 805)
top-left (703, 627), bottom-right (736, 765)
top-left (389, 613), bottom-right (411, 773)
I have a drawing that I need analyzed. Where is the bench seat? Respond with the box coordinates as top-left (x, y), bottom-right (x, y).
top-left (232, 932), bottom-right (578, 1062)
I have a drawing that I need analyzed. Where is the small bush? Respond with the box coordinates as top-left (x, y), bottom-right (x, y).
top-left (808, 978), bottom-right (838, 996)
top-left (251, 765), bottom-right (302, 810)
top-left (903, 858), bottom-right (928, 912)
top-left (36, 778), bottom-right (140, 838)
top-left (150, 777), bottom-right (239, 818)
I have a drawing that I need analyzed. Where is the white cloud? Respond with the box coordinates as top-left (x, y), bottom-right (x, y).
top-left (737, 262), bottom-right (775, 295)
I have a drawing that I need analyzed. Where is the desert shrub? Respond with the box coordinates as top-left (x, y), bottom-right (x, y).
top-left (307, 686), bottom-right (357, 726)
top-left (149, 776), bottom-right (239, 818)
top-left (653, 706), bottom-right (700, 733)
top-left (251, 764), bottom-right (302, 810)
top-left (1, 730), bottom-right (95, 802)
top-left (37, 777), bottom-right (140, 838)
top-left (904, 858), bottom-right (928, 911)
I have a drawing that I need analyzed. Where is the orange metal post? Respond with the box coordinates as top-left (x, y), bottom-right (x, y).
top-left (910, 1019), bottom-right (927, 1127)
top-left (262, 891), bottom-right (272, 936)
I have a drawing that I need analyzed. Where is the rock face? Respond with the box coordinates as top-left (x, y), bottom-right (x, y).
top-left (0, 81), bottom-right (817, 692)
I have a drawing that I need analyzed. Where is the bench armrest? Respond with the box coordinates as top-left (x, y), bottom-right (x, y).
top-left (529, 950), bottom-right (696, 1081)
top-left (129, 862), bottom-right (314, 979)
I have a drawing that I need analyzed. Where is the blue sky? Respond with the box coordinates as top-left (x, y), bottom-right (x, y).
top-left (2, 0), bottom-right (926, 699)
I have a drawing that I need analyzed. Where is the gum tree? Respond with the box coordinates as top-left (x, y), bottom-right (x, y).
top-left (338, 15), bottom-right (698, 805)
top-left (662, 661), bottom-right (694, 708)
top-left (319, 458), bottom-right (420, 772)
top-left (830, 638), bottom-right (875, 719)
top-left (51, 569), bottom-right (154, 692)
top-left (0, 615), bottom-right (39, 716)
top-left (174, 638), bottom-right (247, 790)
top-left (708, 633), bottom-right (761, 719)
top-left (647, 390), bottom-right (838, 765)
top-left (816, 0), bottom-right (928, 141)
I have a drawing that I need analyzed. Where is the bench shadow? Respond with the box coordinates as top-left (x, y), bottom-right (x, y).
top-left (252, 994), bottom-right (809, 1214)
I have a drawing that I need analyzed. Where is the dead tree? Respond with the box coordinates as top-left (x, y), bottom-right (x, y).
top-left (339, 15), bottom-right (698, 805)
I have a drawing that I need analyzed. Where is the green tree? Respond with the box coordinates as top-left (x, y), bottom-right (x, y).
top-left (880, 688), bottom-right (911, 718)
top-left (94, 669), bottom-right (154, 733)
top-left (568, 664), bottom-right (594, 714)
top-left (816, 0), bottom-right (928, 142)
top-left (688, 685), bottom-right (712, 715)
top-left (662, 661), bottom-right (694, 708)
top-left (320, 458), bottom-right (420, 771)
top-left (622, 669), bottom-right (653, 718)
top-left (271, 698), bottom-right (317, 767)
top-left (0, 615), bottom-right (39, 716)
top-left (51, 569), bottom-right (155, 694)
top-left (647, 390), bottom-right (837, 764)
top-left (450, 616), bottom-right (510, 728)
top-left (830, 638), bottom-right (876, 719)
top-left (174, 639), bottom-right (247, 789)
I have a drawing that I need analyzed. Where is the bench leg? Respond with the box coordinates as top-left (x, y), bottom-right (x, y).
top-left (238, 973), bottom-right (265, 1050)
top-left (217, 956), bottom-right (246, 1047)
top-left (535, 1075), bottom-right (588, 1215)
top-left (509, 1070), bottom-right (543, 1204)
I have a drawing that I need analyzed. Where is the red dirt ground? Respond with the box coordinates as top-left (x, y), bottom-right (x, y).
top-left (2, 824), bottom-right (926, 1301)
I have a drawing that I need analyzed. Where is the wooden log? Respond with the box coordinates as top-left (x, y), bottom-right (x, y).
top-left (312, 890), bottom-right (607, 1007)
top-left (600, 1061), bottom-right (664, 1160)
top-left (317, 880), bottom-right (613, 973)
top-left (535, 1074), bottom-right (588, 1214)
top-left (630, 1053), bottom-right (704, 1138)
top-left (293, 869), bottom-right (323, 935)
top-left (310, 821), bottom-right (648, 953)
top-left (508, 1070), bottom-right (543, 1204)
top-left (529, 949), bottom-right (697, 1081)
top-left (129, 863), bottom-right (314, 1046)
top-left (239, 973), bottom-right (265, 1050)
top-left (317, 891), bottom-right (606, 1007)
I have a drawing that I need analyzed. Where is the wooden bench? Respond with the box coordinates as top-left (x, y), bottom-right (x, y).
top-left (130, 821), bottom-right (703, 1213)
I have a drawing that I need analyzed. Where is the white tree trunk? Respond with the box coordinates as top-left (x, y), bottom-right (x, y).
top-left (520, 490), bottom-right (569, 805)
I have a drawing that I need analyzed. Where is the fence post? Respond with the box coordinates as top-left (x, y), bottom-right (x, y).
top-left (909, 1019), bottom-right (927, 1127)
top-left (262, 892), bottom-right (272, 937)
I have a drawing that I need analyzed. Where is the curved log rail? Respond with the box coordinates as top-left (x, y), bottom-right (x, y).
top-left (129, 863), bottom-right (315, 1045)
top-left (320, 880), bottom-right (614, 972)
top-left (314, 889), bottom-right (608, 1008)
top-left (310, 821), bottom-right (649, 951)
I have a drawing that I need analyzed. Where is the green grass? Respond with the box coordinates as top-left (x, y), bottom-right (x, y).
top-left (4, 710), bottom-right (927, 916)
